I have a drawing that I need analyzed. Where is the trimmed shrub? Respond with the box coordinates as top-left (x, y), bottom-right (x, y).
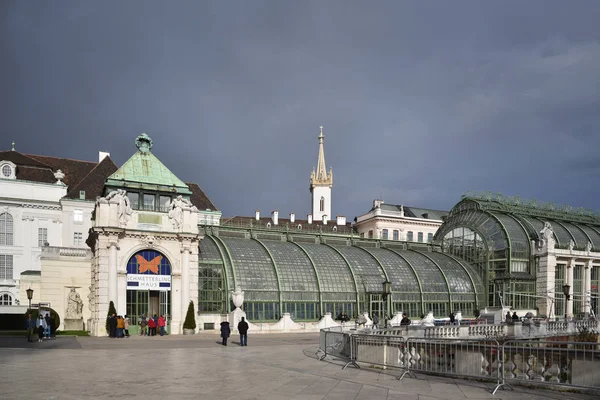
top-left (183, 301), bottom-right (196, 330)
top-left (105, 301), bottom-right (117, 335)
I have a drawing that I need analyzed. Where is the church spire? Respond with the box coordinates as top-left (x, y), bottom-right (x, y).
top-left (310, 126), bottom-right (333, 187)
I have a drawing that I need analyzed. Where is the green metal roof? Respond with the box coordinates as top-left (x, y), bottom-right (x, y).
top-left (105, 133), bottom-right (191, 194)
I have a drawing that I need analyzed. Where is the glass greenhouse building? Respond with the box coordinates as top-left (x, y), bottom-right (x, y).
top-left (197, 226), bottom-right (485, 321)
top-left (435, 193), bottom-right (600, 315)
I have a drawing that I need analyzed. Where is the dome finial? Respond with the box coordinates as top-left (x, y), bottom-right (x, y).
top-left (135, 133), bottom-right (153, 153)
top-left (11, 141), bottom-right (15, 151)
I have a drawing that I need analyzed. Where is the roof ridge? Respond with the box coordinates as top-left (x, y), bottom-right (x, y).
top-left (25, 153), bottom-right (97, 165)
top-left (66, 156), bottom-right (118, 197)
top-left (185, 181), bottom-right (218, 210)
top-left (3, 151), bottom-right (53, 169)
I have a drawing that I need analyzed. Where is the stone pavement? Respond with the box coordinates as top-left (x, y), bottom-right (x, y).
top-left (0, 332), bottom-right (597, 399)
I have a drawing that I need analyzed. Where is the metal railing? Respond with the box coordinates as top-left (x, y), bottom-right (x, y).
top-left (317, 329), bottom-right (600, 395)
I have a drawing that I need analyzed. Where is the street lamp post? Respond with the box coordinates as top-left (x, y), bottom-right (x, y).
top-left (382, 280), bottom-right (391, 328)
top-left (26, 288), bottom-right (34, 311)
top-left (562, 284), bottom-right (571, 320)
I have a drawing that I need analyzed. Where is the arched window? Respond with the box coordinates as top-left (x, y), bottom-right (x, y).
top-left (320, 197), bottom-right (325, 212)
top-left (0, 212), bottom-right (13, 246)
top-left (0, 293), bottom-right (12, 305)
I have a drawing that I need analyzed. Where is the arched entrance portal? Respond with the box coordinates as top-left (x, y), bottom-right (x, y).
top-left (126, 249), bottom-right (172, 334)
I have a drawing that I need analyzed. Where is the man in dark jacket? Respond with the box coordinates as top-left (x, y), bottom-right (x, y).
top-left (109, 313), bottom-right (117, 338)
top-left (220, 321), bottom-right (230, 346)
top-left (238, 317), bottom-right (249, 346)
top-left (44, 313), bottom-right (52, 339)
top-left (400, 313), bottom-right (411, 326)
top-left (26, 314), bottom-right (35, 342)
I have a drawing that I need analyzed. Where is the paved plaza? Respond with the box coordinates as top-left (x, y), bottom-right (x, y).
top-left (0, 332), bottom-right (597, 400)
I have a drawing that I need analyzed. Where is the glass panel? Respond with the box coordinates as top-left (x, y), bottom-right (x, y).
top-left (417, 232), bottom-right (423, 242)
top-left (407, 232), bottom-right (413, 241)
top-left (260, 239), bottom-right (318, 293)
top-left (400, 251), bottom-right (448, 294)
top-left (143, 194), bottom-right (155, 211)
top-left (0, 213), bottom-right (13, 245)
top-left (579, 225), bottom-right (600, 250)
top-left (382, 229), bottom-right (388, 240)
top-left (424, 251), bottom-right (475, 293)
top-left (332, 245), bottom-right (386, 293)
top-left (359, 247), bottom-right (420, 294)
top-left (219, 237), bottom-right (279, 291)
top-left (295, 242), bottom-right (355, 293)
top-left (159, 196), bottom-right (171, 212)
top-left (127, 192), bottom-right (139, 210)
top-left (559, 222), bottom-right (589, 249)
top-left (0, 255), bottom-right (14, 280)
top-left (536, 218), bottom-right (571, 247)
top-left (393, 230), bottom-right (399, 240)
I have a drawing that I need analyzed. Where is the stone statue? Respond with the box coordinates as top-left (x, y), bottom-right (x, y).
top-left (585, 241), bottom-right (593, 252)
top-left (105, 189), bottom-right (133, 227)
top-left (66, 288), bottom-right (83, 319)
top-left (231, 287), bottom-right (245, 309)
top-left (568, 240), bottom-right (575, 251)
top-left (538, 222), bottom-right (556, 250)
top-left (168, 195), bottom-right (193, 229)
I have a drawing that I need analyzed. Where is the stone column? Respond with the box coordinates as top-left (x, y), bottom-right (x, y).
top-left (584, 260), bottom-right (592, 315)
top-left (181, 244), bottom-right (191, 323)
top-left (536, 249), bottom-right (556, 317)
top-left (566, 259), bottom-right (574, 318)
top-left (108, 241), bottom-right (118, 312)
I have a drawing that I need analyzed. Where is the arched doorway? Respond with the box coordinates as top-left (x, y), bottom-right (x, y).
top-left (126, 249), bottom-right (171, 335)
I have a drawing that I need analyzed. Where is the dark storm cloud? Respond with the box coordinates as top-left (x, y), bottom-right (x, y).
top-left (2, 1), bottom-right (600, 218)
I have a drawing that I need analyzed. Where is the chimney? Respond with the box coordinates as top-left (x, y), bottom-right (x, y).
top-left (322, 214), bottom-right (328, 225)
top-left (373, 199), bottom-right (383, 209)
top-left (422, 213), bottom-right (429, 219)
top-left (336, 216), bottom-right (346, 226)
top-left (255, 210), bottom-right (260, 221)
top-left (307, 214), bottom-right (313, 224)
top-left (99, 151), bottom-right (110, 162)
top-left (290, 213), bottom-right (295, 223)
top-left (272, 210), bottom-right (278, 225)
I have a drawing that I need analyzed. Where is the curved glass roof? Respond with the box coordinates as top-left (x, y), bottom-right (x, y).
top-left (198, 234), bottom-right (484, 310)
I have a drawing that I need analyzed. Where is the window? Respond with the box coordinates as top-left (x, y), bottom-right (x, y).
top-left (143, 194), bottom-right (155, 211)
top-left (0, 255), bottom-right (13, 280)
top-left (127, 192), bottom-right (139, 210)
top-left (0, 293), bottom-right (12, 305)
top-left (73, 232), bottom-right (83, 246)
top-left (418, 232), bottom-right (423, 242)
top-left (393, 230), bottom-right (399, 241)
top-left (159, 196), bottom-right (171, 212)
top-left (407, 231), bottom-right (414, 241)
top-left (382, 229), bottom-right (388, 240)
top-left (0, 213), bottom-right (13, 245)
top-left (368, 230), bottom-right (374, 239)
top-left (38, 228), bottom-right (48, 247)
top-left (2, 165), bottom-right (11, 177)
top-left (360, 232), bottom-right (365, 238)
top-left (427, 233), bottom-right (433, 242)
top-left (320, 197), bottom-right (325, 212)
top-left (73, 210), bottom-right (83, 223)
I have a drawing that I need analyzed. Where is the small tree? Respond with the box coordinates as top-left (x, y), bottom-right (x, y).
top-left (183, 301), bottom-right (196, 330)
top-left (105, 301), bottom-right (116, 335)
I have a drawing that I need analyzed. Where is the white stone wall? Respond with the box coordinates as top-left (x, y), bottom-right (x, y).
top-left (355, 216), bottom-right (441, 242)
top-left (60, 200), bottom-right (95, 248)
top-left (311, 185), bottom-right (331, 221)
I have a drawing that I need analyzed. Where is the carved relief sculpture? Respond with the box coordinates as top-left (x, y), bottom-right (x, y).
top-left (66, 287), bottom-right (84, 319)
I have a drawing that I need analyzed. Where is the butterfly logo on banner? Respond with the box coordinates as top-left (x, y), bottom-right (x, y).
top-left (136, 254), bottom-right (162, 274)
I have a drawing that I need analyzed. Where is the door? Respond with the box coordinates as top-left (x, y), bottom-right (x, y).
top-left (149, 291), bottom-right (160, 319)
top-left (159, 290), bottom-right (170, 333)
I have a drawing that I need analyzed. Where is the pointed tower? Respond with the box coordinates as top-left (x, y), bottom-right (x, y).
top-left (310, 126), bottom-right (333, 221)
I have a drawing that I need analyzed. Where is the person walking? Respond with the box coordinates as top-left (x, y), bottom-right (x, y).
top-left (506, 311), bottom-right (512, 323)
top-left (139, 315), bottom-right (148, 336)
top-left (158, 315), bottom-right (166, 336)
top-left (449, 312), bottom-right (456, 326)
top-left (36, 315), bottom-right (46, 343)
top-left (152, 314), bottom-right (159, 334)
top-left (237, 317), bottom-right (249, 346)
top-left (44, 312), bottom-right (52, 339)
top-left (124, 315), bottom-right (131, 338)
top-left (372, 313), bottom-right (379, 329)
top-left (512, 312), bottom-right (520, 322)
top-left (220, 321), bottom-right (230, 346)
top-left (26, 314), bottom-right (35, 342)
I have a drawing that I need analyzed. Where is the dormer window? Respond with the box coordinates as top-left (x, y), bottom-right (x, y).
top-left (0, 161), bottom-right (16, 180)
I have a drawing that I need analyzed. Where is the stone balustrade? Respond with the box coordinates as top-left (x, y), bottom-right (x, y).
top-left (359, 319), bottom-right (599, 340)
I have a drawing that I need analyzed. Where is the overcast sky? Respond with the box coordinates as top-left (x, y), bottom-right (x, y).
top-left (2, 1), bottom-right (600, 219)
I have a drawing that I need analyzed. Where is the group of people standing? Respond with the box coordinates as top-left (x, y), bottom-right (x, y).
top-left (107, 314), bottom-right (131, 338)
top-left (26, 313), bottom-right (53, 343)
top-left (138, 314), bottom-right (167, 336)
top-left (219, 317), bottom-right (249, 346)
